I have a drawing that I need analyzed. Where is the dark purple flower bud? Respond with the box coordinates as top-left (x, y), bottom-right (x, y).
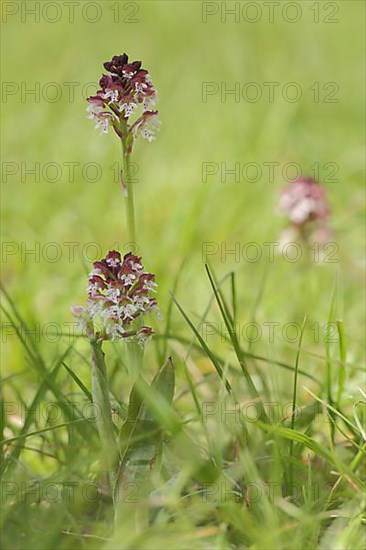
top-left (103, 53), bottom-right (130, 74)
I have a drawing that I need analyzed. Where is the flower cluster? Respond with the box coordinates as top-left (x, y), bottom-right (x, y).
top-left (87, 53), bottom-right (160, 146)
top-left (72, 250), bottom-right (159, 346)
top-left (279, 176), bottom-right (332, 245)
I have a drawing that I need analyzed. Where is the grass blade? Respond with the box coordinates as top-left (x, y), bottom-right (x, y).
top-left (205, 265), bottom-right (268, 421)
top-left (172, 295), bottom-right (231, 394)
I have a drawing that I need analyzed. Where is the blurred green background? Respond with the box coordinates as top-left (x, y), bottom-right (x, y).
top-left (2, 0), bottom-right (365, 372)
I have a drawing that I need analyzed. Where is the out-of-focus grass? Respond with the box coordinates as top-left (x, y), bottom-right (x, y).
top-left (1, 2), bottom-right (365, 549)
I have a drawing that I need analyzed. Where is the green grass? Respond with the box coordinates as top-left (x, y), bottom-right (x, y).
top-left (1, 1), bottom-right (365, 548)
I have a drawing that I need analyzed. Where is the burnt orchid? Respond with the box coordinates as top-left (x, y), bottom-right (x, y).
top-left (72, 250), bottom-right (159, 347)
top-left (87, 53), bottom-right (160, 246)
top-left (71, 251), bottom-right (162, 519)
top-left (71, 53), bottom-right (172, 528)
top-left (279, 176), bottom-right (332, 247)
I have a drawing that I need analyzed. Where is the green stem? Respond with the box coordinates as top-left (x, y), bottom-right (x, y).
top-left (118, 127), bottom-right (145, 385)
top-left (90, 341), bottom-right (118, 494)
top-left (124, 152), bottom-right (137, 245)
top-left (120, 126), bottom-right (137, 246)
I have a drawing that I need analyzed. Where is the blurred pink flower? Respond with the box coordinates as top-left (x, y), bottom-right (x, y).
top-left (279, 176), bottom-right (332, 246)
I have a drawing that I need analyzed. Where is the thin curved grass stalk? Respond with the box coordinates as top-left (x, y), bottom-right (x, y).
top-left (288, 314), bottom-right (307, 491)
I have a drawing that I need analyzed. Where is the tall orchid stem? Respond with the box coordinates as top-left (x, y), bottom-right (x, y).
top-left (122, 150), bottom-right (137, 246)
top-left (119, 128), bottom-right (144, 386)
top-left (119, 116), bottom-right (137, 247)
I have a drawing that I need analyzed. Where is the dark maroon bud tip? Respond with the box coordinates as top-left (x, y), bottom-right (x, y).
top-left (120, 53), bottom-right (129, 64)
top-left (132, 61), bottom-right (142, 71)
